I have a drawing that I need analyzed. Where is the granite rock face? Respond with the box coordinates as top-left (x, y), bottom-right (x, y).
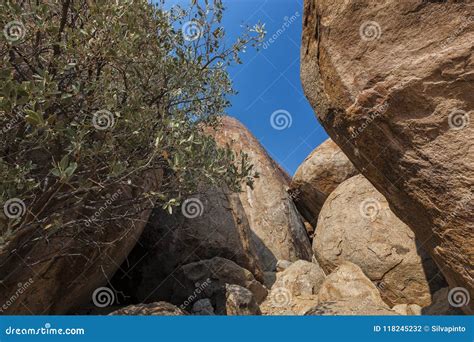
top-left (301, 0), bottom-right (473, 313)
top-left (208, 116), bottom-right (313, 271)
top-left (313, 175), bottom-right (444, 307)
top-left (290, 138), bottom-right (358, 226)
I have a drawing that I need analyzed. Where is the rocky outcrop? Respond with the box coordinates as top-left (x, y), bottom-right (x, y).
top-left (305, 299), bottom-right (398, 316)
top-left (115, 186), bottom-right (264, 303)
top-left (290, 139), bottom-right (358, 226)
top-left (171, 257), bottom-right (267, 315)
top-left (225, 284), bottom-right (261, 315)
top-left (207, 116), bottom-right (312, 271)
top-left (114, 117), bottom-right (312, 303)
top-left (301, 0), bottom-right (473, 313)
top-left (261, 260), bottom-right (325, 315)
top-left (0, 170), bottom-right (162, 314)
top-left (317, 262), bottom-right (387, 307)
top-left (313, 175), bottom-right (444, 307)
top-left (109, 302), bottom-right (184, 316)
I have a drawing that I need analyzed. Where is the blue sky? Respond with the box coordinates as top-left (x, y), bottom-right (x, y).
top-left (165, 0), bottom-right (328, 175)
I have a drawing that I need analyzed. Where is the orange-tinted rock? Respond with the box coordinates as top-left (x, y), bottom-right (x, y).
top-left (301, 0), bottom-right (473, 313)
top-left (208, 116), bottom-right (312, 271)
top-left (290, 138), bottom-right (358, 226)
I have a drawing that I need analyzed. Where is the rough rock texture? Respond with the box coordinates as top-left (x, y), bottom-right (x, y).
top-left (392, 304), bottom-right (422, 316)
top-left (115, 187), bottom-right (264, 303)
top-left (305, 299), bottom-right (398, 316)
top-left (318, 261), bottom-right (387, 307)
top-left (273, 260), bottom-right (326, 297)
top-left (225, 284), bottom-right (261, 315)
top-left (109, 302), bottom-right (184, 316)
top-left (261, 288), bottom-right (319, 316)
top-left (290, 138), bottom-right (358, 226)
top-left (301, 0), bottom-right (473, 313)
top-left (422, 287), bottom-right (465, 315)
top-left (207, 116), bottom-right (312, 271)
top-left (261, 260), bottom-right (325, 315)
top-left (0, 170), bottom-right (162, 314)
top-left (171, 257), bottom-right (267, 315)
top-left (313, 175), bottom-right (444, 307)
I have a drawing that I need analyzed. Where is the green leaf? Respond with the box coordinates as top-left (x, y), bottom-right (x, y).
top-left (24, 109), bottom-right (44, 126)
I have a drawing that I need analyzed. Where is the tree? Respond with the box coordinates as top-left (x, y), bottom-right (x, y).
top-left (0, 0), bottom-right (265, 246)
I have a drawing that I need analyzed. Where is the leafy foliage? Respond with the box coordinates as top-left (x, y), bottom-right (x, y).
top-left (0, 0), bottom-right (265, 243)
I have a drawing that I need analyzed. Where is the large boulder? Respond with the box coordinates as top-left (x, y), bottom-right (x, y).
top-left (301, 0), bottom-right (473, 313)
top-left (317, 261), bottom-right (387, 307)
top-left (313, 175), bottom-right (444, 307)
top-left (0, 170), bottom-right (162, 314)
top-left (290, 139), bottom-right (358, 226)
top-left (261, 260), bottom-right (325, 315)
top-left (272, 260), bottom-right (326, 297)
top-left (171, 257), bottom-right (267, 315)
top-left (109, 302), bottom-right (184, 316)
top-left (207, 116), bottom-right (312, 271)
